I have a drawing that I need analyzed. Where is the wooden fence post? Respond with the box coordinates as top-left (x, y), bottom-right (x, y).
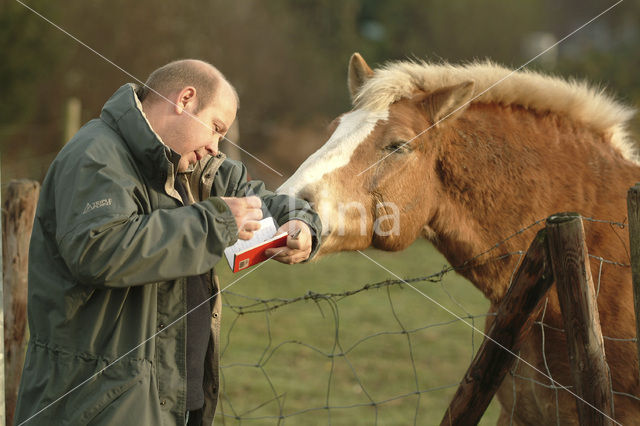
top-left (546, 212), bottom-right (613, 425)
top-left (627, 183), bottom-right (640, 379)
top-left (2, 180), bottom-right (40, 425)
top-left (63, 97), bottom-right (81, 147)
top-left (440, 228), bottom-right (554, 425)
top-left (0, 160), bottom-right (5, 426)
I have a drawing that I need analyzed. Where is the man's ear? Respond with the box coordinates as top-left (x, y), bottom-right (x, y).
top-left (348, 52), bottom-right (374, 102)
top-left (418, 81), bottom-right (475, 126)
top-left (174, 87), bottom-right (197, 114)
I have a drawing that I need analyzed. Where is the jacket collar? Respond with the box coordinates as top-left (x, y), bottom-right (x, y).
top-left (99, 84), bottom-right (182, 189)
top-left (100, 84), bottom-right (227, 200)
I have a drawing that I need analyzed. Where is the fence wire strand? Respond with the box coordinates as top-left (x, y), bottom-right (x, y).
top-left (216, 217), bottom-right (637, 424)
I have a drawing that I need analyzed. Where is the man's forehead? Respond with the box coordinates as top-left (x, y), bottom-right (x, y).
top-left (218, 82), bottom-right (238, 106)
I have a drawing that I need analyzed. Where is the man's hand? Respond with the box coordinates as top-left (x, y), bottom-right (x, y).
top-left (264, 220), bottom-right (312, 264)
top-left (220, 196), bottom-right (263, 240)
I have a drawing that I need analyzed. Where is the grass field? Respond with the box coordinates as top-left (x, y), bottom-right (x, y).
top-left (214, 239), bottom-right (502, 425)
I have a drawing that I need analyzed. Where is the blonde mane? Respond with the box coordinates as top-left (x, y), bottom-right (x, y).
top-left (354, 60), bottom-right (638, 162)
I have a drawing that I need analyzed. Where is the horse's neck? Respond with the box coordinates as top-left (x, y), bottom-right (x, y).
top-left (429, 104), bottom-right (640, 302)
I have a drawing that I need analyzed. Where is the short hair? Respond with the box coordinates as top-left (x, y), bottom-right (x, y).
top-left (137, 59), bottom-right (239, 112)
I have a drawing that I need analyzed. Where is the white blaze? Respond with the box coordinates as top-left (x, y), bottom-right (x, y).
top-left (277, 108), bottom-right (389, 195)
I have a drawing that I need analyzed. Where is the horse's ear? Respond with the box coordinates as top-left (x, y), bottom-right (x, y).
top-left (348, 53), bottom-right (374, 102)
top-left (422, 81), bottom-right (475, 126)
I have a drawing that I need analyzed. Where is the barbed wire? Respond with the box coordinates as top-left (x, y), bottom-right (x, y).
top-left (216, 216), bottom-right (638, 424)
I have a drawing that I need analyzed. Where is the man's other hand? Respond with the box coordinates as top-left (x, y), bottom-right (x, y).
top-left (220, 196), bottom-right (263, 240)
top-left (264, 220), bottom-right (312, 264)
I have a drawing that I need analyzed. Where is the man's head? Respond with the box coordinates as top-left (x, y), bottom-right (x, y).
top-left (139, 59), bottom-right (238, 172)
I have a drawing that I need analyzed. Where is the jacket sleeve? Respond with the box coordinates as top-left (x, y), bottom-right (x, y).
top-left (54, 152), bottom-right (238, 288)
top-left (216, 160), bottom-right (323, 259)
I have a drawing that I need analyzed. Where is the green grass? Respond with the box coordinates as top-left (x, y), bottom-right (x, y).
top-left (214, 240), bottom-right (502, 425)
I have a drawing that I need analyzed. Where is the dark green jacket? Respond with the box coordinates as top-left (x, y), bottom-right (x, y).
top-left (14, 84), bottom-right (321, 426)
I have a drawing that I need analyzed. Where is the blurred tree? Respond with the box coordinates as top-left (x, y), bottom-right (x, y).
top-left (1, 0), bottom-right (638, 185)
top-left (0, 0), bottom-right (66, 147)
top-left (549, 0), bottom-right (640, 135)
top-left (356, 0), bottom-right (545, 65)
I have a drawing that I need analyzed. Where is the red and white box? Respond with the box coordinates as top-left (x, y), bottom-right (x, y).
top-left (224, 218), bottom-right (288, 273)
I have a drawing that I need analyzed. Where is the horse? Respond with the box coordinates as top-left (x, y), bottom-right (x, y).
top-left (277, 53), bottom-right (640, 424)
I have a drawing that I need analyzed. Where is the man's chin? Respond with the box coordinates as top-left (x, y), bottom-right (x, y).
top-left (176, 159), bottom-right (192, 173)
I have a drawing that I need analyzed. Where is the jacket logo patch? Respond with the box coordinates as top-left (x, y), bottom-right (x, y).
top-left (83, 198), bottom-right (113, 214)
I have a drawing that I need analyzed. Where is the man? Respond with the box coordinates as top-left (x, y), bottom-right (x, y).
top-left (14, 59), bottom-right (322, 426)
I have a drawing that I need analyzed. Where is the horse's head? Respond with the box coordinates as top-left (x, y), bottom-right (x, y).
top-left (278, 53), bottom-right (475, 256)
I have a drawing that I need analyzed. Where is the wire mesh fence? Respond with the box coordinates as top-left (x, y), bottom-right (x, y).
top-left (214, 216), bottom-right (638, 425)
top-left (2, 176), bottom-right (638, 424)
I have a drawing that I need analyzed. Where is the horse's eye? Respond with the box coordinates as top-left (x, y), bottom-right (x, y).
top-left (384, 141), bottom-right (410, 153)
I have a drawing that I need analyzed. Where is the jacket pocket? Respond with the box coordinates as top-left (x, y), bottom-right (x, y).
top-left (80, 357), bottom-right (155, 425)
top-left (15, 341), bottom-right (157, 426)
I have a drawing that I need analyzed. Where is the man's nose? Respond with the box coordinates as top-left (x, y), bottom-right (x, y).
top-left (205, 141), bottom-right (218, 156)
